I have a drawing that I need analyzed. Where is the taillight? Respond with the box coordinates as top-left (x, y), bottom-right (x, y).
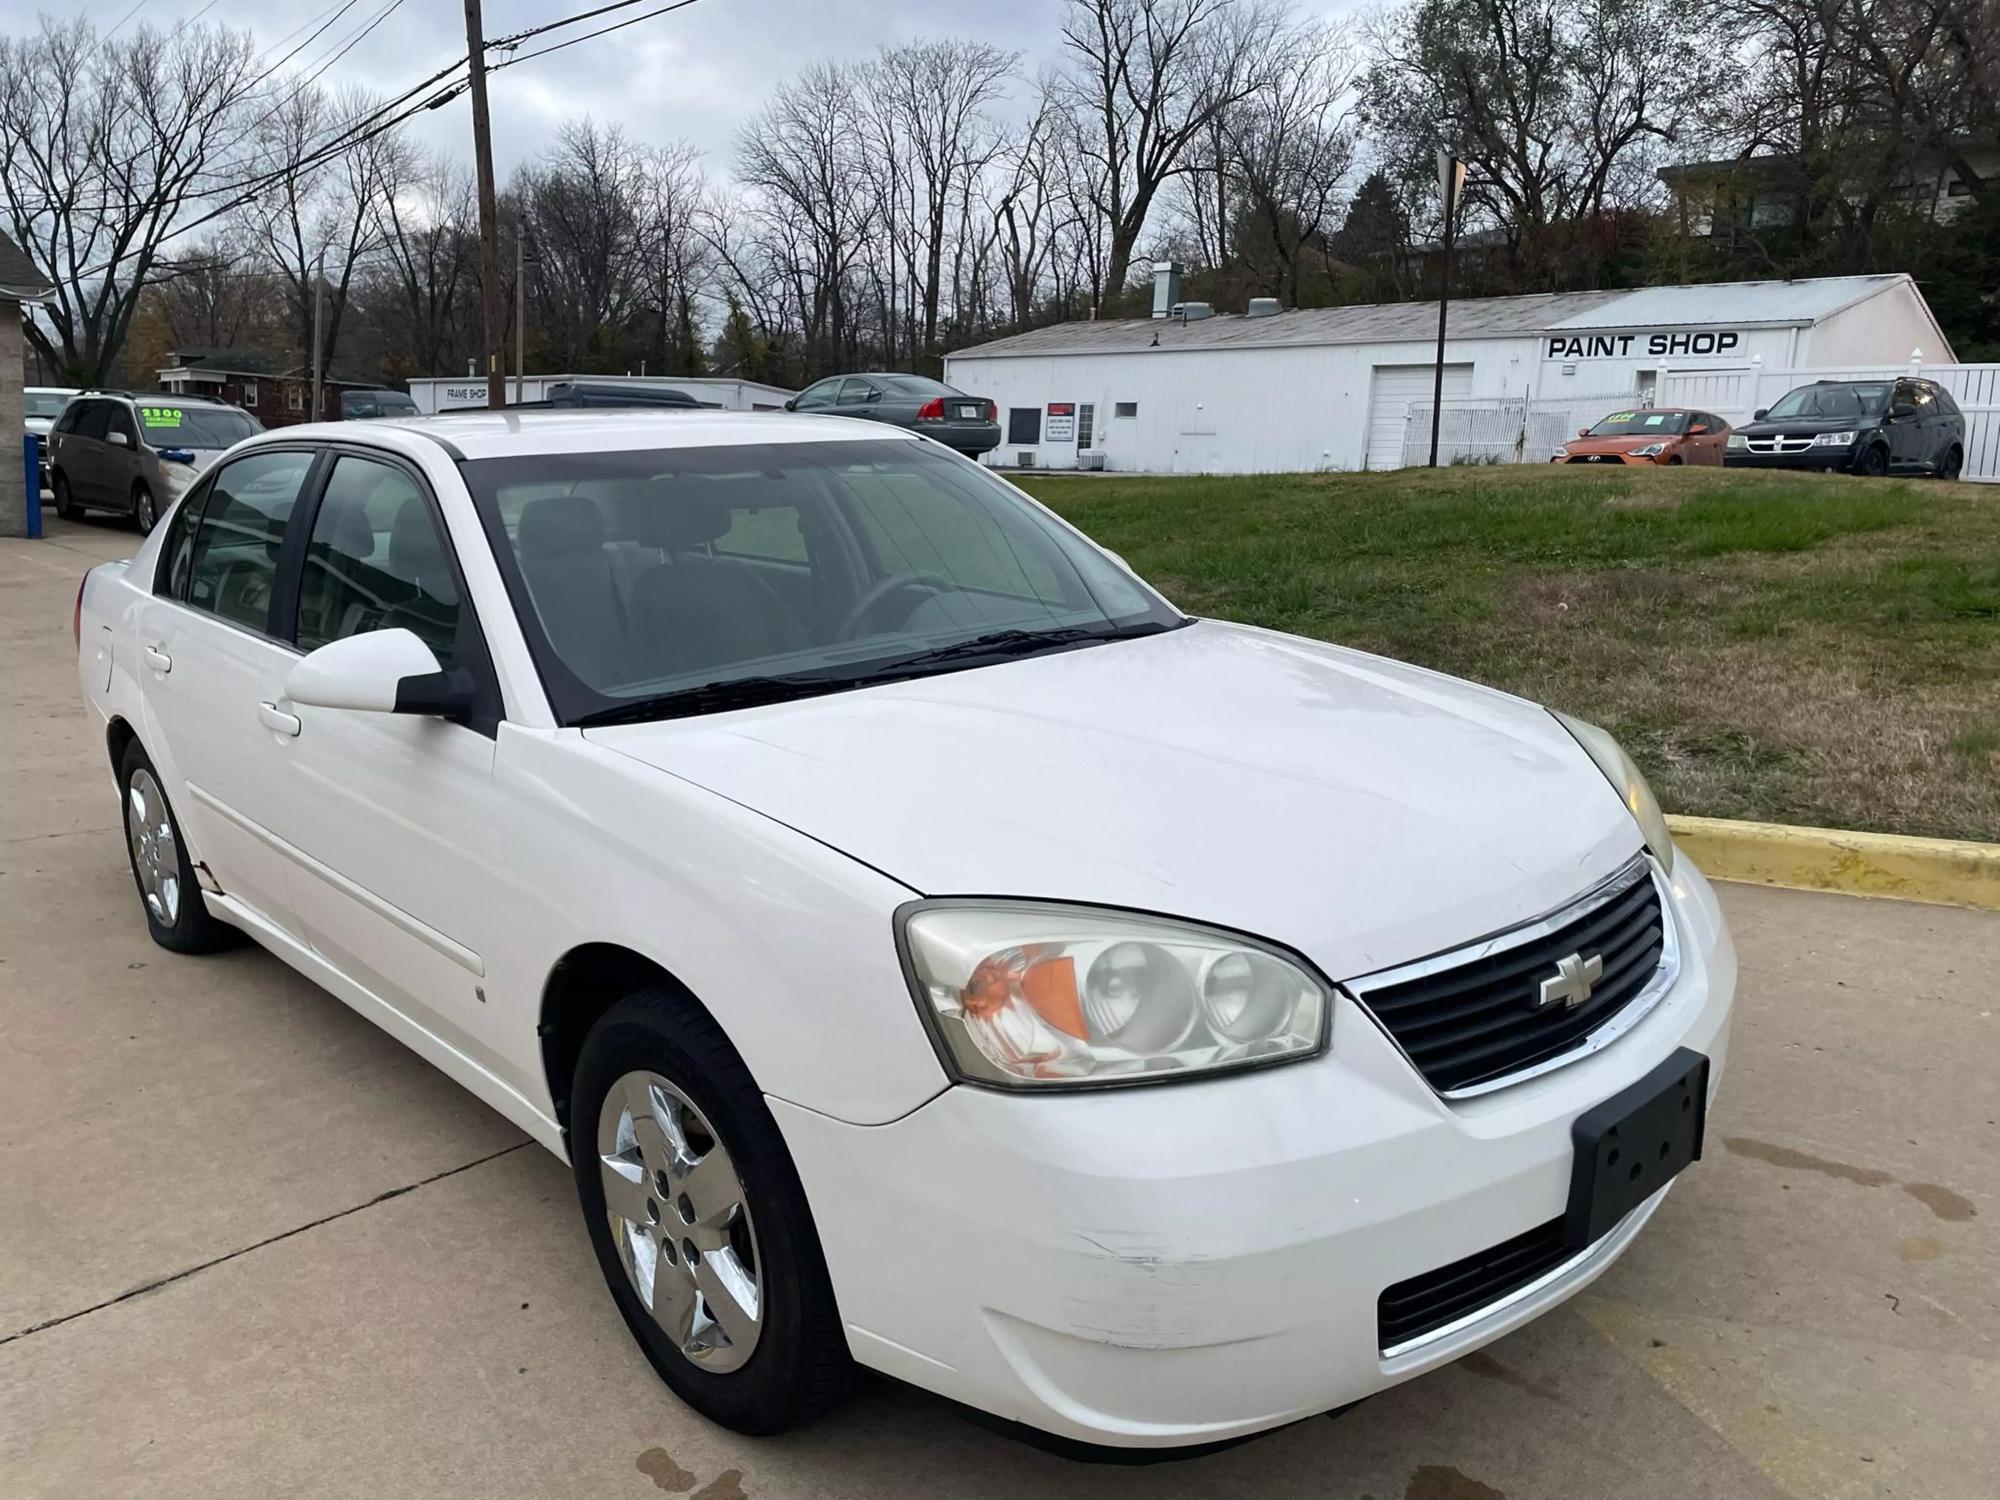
top-left (916, 397), bottom-right (945, 421)
top-left (73, 573), bottom-right (87, 649)
top-left (986, 400), bottom-right (997, 423)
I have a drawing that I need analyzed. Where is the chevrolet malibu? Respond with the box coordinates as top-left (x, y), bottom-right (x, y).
top-left (76, 411), bottom-right (1735, 1452)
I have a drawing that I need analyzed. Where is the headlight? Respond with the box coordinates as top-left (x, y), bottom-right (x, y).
top-left (1810, 430), bottom-right (1857, 446)
top-left (898, 903), bottom-right (1330, 1088)
top-left (1553, 713), bottom-right (1674, 874)
top-left (1632, 442), bottom-right (1669, 457)
top-left (1726, 434), bottom-right (1748, 449)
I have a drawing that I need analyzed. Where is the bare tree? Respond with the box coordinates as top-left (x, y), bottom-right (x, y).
top-left (0, 17), bottom-right (258, 384)
top-left (638, 142), bottom-right (712, 374)
top-left (366, 147), bottom-right (480, 379)
top-left (1052, 0), bottom-right (1282, 308)
top-left (515, 120), bottom-right (650, 369)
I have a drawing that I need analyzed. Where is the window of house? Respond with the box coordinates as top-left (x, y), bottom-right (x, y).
top-left (1007, 407), bottom-right (1041, 445)
top-left (286, 384), bottom-right (303, 413)
top-left (1114, 401), bottom-right (1138, 419)
top-left (241, 379), bottom-right (258, 406)
top-left (1947, 179), bottom-right (1971, 198)
top-left (1077, 403), bottom-right (1096, 450)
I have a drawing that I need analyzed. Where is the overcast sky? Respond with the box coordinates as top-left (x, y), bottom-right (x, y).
top-left (0, 0), bottom-right (1358, 180)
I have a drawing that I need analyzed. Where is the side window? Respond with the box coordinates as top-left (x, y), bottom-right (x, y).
top-left (836, 378), bottom-right (877, 406)
top-left (156, 479), bottom-right (212, 598)
top-left (185, 450), bottom-right (316, 633)
top-left (792, 379), bottom-right (840, 412)
top-left (72, 401), bottom-right (110, 441)
top-left (713, 504), bottom-right (808, 563)
top-left (295, 454), bottom-right (460, 667)
top-left (52, 403), bottom-right (80, 435)
top-left (109, 404), bottom-right (139, 446)
top-left (1892, 381), bottom-right (1920, 412)
top-left (1934, 386), bottom-right (1960, 415)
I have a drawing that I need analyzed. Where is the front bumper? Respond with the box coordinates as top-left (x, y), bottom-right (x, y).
top-left (776, 858), bottom-right (1736, 1449)
top-left (1723, 446), bottom-right (1858, 472)
top-left (1552, 452), bottom-right (1666, 466)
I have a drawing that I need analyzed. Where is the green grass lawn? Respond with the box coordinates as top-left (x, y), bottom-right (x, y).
top-left (1016, 465), bottom-right (2000, 843)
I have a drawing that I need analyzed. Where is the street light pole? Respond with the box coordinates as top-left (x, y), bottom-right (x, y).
top-left (463, 0), bottom-right (505, 410)
top-left (1428, 150), bottom-right (1465, 469)
top-left (310, 249), bottom-right (324, 422)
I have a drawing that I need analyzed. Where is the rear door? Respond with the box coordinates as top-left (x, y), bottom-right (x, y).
top-left (135, 446), bottom-right (324, 934)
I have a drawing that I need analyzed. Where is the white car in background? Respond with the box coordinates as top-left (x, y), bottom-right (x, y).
top-left (25, 385), bottom-right (78, 489)
top-left (74, 411), bottom-right (1735, 1453)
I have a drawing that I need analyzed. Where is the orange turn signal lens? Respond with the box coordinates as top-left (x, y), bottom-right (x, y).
top-left (959, 945), bottom-right (1086, 1039)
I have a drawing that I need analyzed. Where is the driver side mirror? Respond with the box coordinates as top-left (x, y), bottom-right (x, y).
top-left (1753, 409), bottom-right (1769, 422)
top-left (108, 431), bottom-right (130, 448)
top-left (783, 398), bottom-right (797, 411)
top-left (286, 628), bottom-right (473, 720)
top-left (1892, 402), bottom-right (1916, 418)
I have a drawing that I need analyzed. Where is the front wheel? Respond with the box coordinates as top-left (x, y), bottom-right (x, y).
top-left (571, 988), bottom-right (849, 1434)
top-left (132, 483), bottom-right (158, 535)
top-left (1854, 444), bottom-right (1890, 478)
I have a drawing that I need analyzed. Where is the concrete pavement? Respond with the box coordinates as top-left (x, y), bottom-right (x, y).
top-left (3, 517), bottom-right (1995, 1499)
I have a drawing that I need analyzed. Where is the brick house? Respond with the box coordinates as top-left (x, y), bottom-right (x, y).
top-left (153, 348), bottom-right (386, 427)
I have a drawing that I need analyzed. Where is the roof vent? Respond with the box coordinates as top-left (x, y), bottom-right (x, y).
top-left (1246, 297), bottom-right (1281, 318)
top-left (1172, 301), bottom-right (1215, 322)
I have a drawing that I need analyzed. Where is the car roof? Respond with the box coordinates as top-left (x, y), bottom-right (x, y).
top-left (233, 408), bottom-right (919, 462)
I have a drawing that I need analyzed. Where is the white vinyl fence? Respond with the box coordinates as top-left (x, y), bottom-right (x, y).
top-left (1399, 357), bottom-right (2000, 480)
top-left (1400, 391), bottom-right (1642, 468)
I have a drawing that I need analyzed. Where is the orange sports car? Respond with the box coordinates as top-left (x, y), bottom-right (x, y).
top-left (1551, 407), bottom-right (1730, 466)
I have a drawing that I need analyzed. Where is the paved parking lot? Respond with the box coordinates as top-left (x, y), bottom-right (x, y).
top-left (3, 517), bottom-right (1996, 1499)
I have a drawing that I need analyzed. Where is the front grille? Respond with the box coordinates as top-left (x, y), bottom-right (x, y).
top-left (1742, 434), bottom-right (1815, 453)
top-left (1378, 1216), bottom-right (1569, 1352)
top-left (1346, 860), bottom-right (1671, 1096)
top-left (1566, 453), bottom-right (1625, 464)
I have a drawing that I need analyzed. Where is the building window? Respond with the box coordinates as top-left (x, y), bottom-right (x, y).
top-left (1947, 178), bottom-right (1971, 198)
top-left (286, 384), bottom-right (303, 413)
top-left (1077, 403), bottom-right (1096, 450)
top-left (241, 380), bottom-right (258, 406)
top-left (1114, 401), bottom-right (1138, 419)
top-left (1007, 407), bottom-right (1041, 445)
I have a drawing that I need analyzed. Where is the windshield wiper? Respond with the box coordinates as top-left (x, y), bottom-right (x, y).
top-left (865, 621), bottom-right (1175, 674)
top-left (574, 672), bottom-right (860, 727)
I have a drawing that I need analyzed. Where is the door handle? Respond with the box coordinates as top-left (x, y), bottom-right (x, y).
top-left (142, 644), bottom-right (172, 673)
top-left (257, 701), bottom-right (302, 737)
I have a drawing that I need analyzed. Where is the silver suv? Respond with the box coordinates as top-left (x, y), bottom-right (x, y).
top-left (48, 392), bottom-right (263, 534)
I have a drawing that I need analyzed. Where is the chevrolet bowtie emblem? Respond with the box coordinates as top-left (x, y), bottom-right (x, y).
top-left (1537, 951), bottom-right (1604, 1011)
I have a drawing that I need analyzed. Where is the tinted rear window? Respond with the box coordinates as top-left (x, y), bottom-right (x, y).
top-left (876, 376), bottom-right (957, 396)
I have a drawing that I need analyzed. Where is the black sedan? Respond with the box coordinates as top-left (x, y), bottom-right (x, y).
top-left (1724, 377), bottom-right (1965, 479)
top-left (787, 373), bottom-right (1000, 456)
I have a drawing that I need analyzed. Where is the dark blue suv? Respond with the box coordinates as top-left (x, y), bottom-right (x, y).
top-left (1724, 377), bottom-right (1964, 479)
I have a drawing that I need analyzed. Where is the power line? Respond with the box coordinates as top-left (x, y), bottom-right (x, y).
top-left (489, 0), bottom-right (704, 72)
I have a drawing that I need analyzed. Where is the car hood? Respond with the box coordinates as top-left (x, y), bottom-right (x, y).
top-left (584, 621), bottom-right (1641, 979)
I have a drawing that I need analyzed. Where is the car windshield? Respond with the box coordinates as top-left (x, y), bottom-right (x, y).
top-left (876, 375), bottom-right (956, 397)
top-left (1587, 410), bottom-right (1688, 437)
top-left (24, 392), bottom-right (70, 418)
top-left (137, 402), bottom-right (261, 448)
top-left (463, 437), bottom-right (1182, 724)
top-left (1766, 383), bottom-right (1890, 421)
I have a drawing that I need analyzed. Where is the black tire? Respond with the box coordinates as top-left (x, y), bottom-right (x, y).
top-left (1666, 455), bottom-right (1684, 466)
top-left (52, 471), bottom-right (78, 520)
top-left (571, 987), bottom-right (849, 1434)
top-left (1855, 444), bottom-right (1890, 478)
top-left (132, 483), bottom-right (158, 535)
top-left (118, 741), bottom-right (239, 954)
top-left (1938, 444), bottom-right (1964, 481)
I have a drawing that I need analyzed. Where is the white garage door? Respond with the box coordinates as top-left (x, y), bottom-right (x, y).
top-left (1367, 363), bottom-right (1472, 470)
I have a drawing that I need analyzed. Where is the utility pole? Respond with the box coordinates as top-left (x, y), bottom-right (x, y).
top-left (310, 250), bottom-right (325, 422)
top-left (463, 0), bottom-right (505, 410)
top-left (1428, 150), bottom-right (1465, 469)
top-left (514, 233), bottom-right (524, 404)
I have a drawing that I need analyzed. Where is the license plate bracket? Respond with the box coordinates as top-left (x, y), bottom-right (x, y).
top-left (1564, 1047), bottom-right (1709, 1249)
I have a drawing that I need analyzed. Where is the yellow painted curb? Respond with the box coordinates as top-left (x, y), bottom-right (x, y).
top-left (1666, 814), bottom-right (2000, 913)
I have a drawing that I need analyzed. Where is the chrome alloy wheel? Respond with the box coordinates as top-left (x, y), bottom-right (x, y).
top-left (597, 1071), bottom-right (763, 1372)
top-left (126, 769), bottom-right (181, 926)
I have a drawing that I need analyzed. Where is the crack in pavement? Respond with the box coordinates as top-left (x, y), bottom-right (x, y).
top-left (0, 1140), bottom-right (532, 1348)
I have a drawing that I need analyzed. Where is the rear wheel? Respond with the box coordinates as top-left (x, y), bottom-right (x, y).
top-left (571, 987), bottom-right (849, 1434)
top-left (119, 742), bottom-right (238, 954)
top-left (131, 483), bottom-right (158, 535)
top-left (52, 471), bottom-right (78, 519)
top-left (1854, 444), bottom-right (1889, 478)
top-left (1937, 444), bottom-right (1964, 481)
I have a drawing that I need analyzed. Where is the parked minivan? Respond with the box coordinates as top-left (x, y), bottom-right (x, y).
top-left (48, 392), bottom-right (263, 533)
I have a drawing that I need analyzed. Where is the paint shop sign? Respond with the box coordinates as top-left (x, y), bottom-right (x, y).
top-left (1545, 329), bottom-right (1742, 360)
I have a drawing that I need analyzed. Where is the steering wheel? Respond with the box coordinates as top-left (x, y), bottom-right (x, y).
top-left (837, 572), bottom-right (952, 639)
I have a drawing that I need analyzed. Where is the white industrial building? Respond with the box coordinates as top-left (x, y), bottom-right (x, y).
top-left (943, 270), bottom-right (1955, 474)
top-left (407, 372), bottom-right (796, 414)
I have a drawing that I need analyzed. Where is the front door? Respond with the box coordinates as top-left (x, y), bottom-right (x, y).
top-left (257, 449), bottom-right (507, 1074)
top-left (1887, 381), bottom-right (1927, 470)
top-left (136, 447), bottom-right (323, 936)
top-left (61, 399), bottom-right (112, 504)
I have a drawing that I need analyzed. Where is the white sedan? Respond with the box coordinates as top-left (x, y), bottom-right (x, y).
top-left (75, 411), bottom-right (1735, 1453)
